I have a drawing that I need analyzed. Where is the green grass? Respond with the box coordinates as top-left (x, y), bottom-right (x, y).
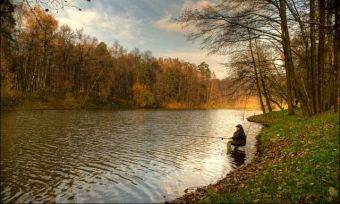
top-left (203, 110), bottom-right (339, 203)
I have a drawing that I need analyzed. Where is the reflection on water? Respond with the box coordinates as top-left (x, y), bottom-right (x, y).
top-left (1, 109), bottom-right (262, 203)
top-left (230, 148), bottom-right (246, 167)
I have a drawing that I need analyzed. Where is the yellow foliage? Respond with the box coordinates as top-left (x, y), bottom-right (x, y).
top-left (0, 53), bottom-right (14, 97)
top-left (164, 102), bottom-right (193, 109)
top-left (24, 6), bottom-right (58, 32)
top-left (132, 83), bottom-right (155, 108)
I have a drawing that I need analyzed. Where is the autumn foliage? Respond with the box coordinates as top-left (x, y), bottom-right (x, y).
top-left (0, 5), bottom-right (234, 109)
top-left (132, 83), bottom-right (155, 108)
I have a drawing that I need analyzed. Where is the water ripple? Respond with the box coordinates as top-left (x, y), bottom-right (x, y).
top-left (1, 109), bottom-right (262, 203)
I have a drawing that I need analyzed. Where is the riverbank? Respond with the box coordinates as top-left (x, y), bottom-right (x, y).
top-left (1, 98), bottom-right (261, 111)
top-left (172, 110), bottom-right (339, 203)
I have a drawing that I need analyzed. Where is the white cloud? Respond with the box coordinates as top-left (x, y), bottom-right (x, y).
top-left (54, 6), bottom-right (141, 44)
top-left (161, 50), bottom-right (228, 79)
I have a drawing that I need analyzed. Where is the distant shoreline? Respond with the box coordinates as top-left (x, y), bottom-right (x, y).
top-left (1, 105), bottom-right (261, 111)
top-left (1, 100), bottom-right (262, 111)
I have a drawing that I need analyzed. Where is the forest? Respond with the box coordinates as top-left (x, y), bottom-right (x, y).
top-left (0, 4), bottom-right (217, 109)
top-left (1, 1), bottom-right (287, 111)
top-left (1, 0), bottom-right (339, 115)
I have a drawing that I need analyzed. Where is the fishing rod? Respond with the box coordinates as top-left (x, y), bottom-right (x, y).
top-left (171, 124), bottom-right (255, 141)
top-left (168, 95), bottom-right (256, 141)
top-left (171, 134), bottom-right (232, 140)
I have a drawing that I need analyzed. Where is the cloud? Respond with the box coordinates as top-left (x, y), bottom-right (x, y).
top-left (155, 0), bottom-right (217, 33)
top-left (161, 50), bottom-right (228, 79)
top-left (54, 4), bottom-right (141, 45)
top-left (181, 0), bottom-right (216, 12)
top-left (154, 14), bottom-right (185, 33)
top-left (52, 0), bottom-right (229, 79)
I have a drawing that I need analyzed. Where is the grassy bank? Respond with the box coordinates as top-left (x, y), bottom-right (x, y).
top-left (173, 110), bottom-right (339, 203)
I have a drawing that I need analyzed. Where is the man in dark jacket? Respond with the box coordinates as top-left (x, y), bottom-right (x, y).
top-left (229, 124), bottom-right (247, 146)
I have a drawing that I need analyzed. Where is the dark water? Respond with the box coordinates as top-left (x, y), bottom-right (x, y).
top-left (1, 109), bottom-right (262, 203)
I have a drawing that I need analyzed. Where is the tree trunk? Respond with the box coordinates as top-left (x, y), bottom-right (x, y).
top-left (248, 30), bottom-right (266, 114)
top-left (255, 39), bottom-right (273, 112)
top-left (278, 0), bottom-right (294, 115)
top-left (259, 67), bottom-right (272, 112)
top-left (325, 0), bottom-right (333, 111)
top-left (333, 0), bottom-right (340, 112)
top-left (284, 0), bottom-right (314, 112)
top-left (310, 0), bottom-right (319, 113)
top-left (318, 0), bottom-right (326, 111)
top-left (279, 0), bottom-right (313, 116)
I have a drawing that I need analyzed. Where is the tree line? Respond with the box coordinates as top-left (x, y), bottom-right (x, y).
top-left (179, 0), bottom-right (339, 116)
top-left (1, 3), bottom-right (233, 109)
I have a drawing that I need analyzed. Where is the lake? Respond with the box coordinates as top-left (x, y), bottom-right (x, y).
top-left (1, 109), bottom-right (262, 203)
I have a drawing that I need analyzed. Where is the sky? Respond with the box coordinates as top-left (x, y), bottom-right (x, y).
top-left (54, 0), bottom-right (228, 78)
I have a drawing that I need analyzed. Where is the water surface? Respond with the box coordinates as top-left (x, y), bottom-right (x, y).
top-left (1, 109), bottom-right (262, 203)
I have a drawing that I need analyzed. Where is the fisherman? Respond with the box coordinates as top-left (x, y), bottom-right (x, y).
top-left (226, 124), bottom-right (246, 154)
top-left (228, 124), bottom-right (246, 146)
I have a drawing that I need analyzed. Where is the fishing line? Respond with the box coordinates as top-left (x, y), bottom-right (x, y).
top-left (169, 134), bottom-right (231, 140)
